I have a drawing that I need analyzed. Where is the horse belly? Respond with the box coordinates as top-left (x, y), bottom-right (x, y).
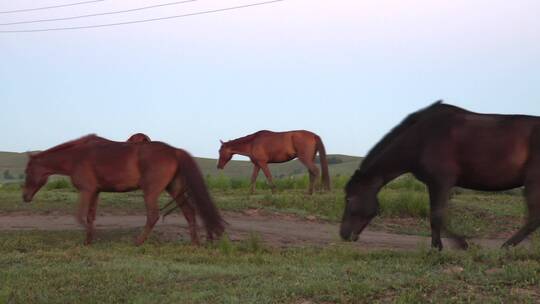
top-left (456, 152), bottom-right (527, 190)
top-left (453, 125), bottom-right (530, 190)
top-left (457, 168), bottom-right (524, 191)
top-left (94, 159), bottom-right (142, 192)
top-left (98, 168), bottom-right (141, 192)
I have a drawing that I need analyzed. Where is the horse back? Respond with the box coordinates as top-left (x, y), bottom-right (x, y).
top-left (75, 141), bottom-right (178, 192)
top-left (417, 111), bottom-right (540, 190)
top-left (251, 130), bottom-right (318, 162)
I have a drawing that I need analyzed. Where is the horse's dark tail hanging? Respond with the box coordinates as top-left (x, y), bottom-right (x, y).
top-left (315, 135), bottom-right (331, 191)
top-left (176, 149), bottom-right (226, 238)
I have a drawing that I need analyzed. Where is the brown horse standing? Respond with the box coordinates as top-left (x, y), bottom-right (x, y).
top-left (127, 133), bottom-right (151, 143)
top-left (217, 130), bottom-right (330, 194)
top-left (22, 134), bottom-right (225, 245)
top-left (340, 101), bottom-right (540, 250)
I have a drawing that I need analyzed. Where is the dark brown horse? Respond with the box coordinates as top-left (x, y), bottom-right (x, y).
top-left (217, 130), bottom-right (330, 194)
top-left (341, 101), bottom-right (540, 250)
top-left (127, 133), bottom-right (151, 143)
top-left (23, 134), bottom-right (225, 245)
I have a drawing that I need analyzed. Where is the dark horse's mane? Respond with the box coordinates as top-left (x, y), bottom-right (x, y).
top-left (346, 100), bottom-right (448, 191)
top-left (224, 130), bottom-right (270, 146)
top-left (33, 134), bottom-right (107, 158)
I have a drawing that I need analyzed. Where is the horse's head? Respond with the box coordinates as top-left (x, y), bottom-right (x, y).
top-left (217, 140), bottom-right (233, 169)
top-left (22, 154), bottom-right (50, 203)
top-left (127, 133), bottom-right (151, 143)
top-left (340, 170), bottom-right (379, 242)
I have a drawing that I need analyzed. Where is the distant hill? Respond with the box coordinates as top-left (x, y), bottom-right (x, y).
top-left (0, 151), bottom-right (362, 182)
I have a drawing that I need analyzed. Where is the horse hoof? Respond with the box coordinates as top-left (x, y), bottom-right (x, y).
top-left (134, 238), bottom-right (145, 246)
top-left (501, 242), bottom-right (513, 249)
top-left (431, 242), bottom-right (443, 251)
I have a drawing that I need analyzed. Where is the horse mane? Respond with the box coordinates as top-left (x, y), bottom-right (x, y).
top-left (33, 134), bottom-right (107, 158)
top-left (224, 130), bottom-right (270, 146)
top-left (346, 100), bottom-right (444, 190)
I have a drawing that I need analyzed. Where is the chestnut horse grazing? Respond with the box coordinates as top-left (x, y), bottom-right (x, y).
top-left (341, 101), bottom-right (540, 250)
top-left (23, 135), bottom-right (225, 245)
top-left (127, 133), bottom-right (151, 143)
top-left (217, 130), bottom-right (330, 194)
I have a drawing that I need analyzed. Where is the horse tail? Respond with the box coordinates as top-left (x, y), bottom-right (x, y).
top-left (315, 135), bottom-right (331, 191)
top-left (176, 149), bottom-right (226, 237)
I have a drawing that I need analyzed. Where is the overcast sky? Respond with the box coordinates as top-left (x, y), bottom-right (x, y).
top-left (1, 0), bottom-right (539, 158)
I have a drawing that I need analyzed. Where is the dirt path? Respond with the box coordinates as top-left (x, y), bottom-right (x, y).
top-left (0, 212), bottom-right (509, 250)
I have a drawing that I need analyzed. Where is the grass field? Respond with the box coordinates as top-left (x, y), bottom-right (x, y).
top-left (1, 231), bottom-right (540, 303)
top-left (0, 174), bottom-right (536, 303)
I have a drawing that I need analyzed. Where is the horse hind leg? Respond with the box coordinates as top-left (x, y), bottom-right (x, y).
top-left (502, 180), bottom-right (540, 248)
top-left (175, 195), bottom-right (200, 245)
top-left (298, 156), bottom-right (320, 195)
top-left (167, 180), bottom-right (200, 245)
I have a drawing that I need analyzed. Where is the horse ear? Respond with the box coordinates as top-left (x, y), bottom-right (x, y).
top-left (220, 140), bottom-right (224, 144)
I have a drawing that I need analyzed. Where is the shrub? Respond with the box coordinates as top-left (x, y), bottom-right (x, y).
top-left (379, 189), bottom-right (430, 218)
top-left (0, 182), bottom-right (22, 191)
top-left (332, 175), bottom-right (350, 190)
top-left (45, 178), bottom-right (73, 190)
top-left (385, 175), bottom-right (426, 192)
top-left (3, 170), bottom-right (14, 180)
top-left (206, 174), bottom-right (231, 191)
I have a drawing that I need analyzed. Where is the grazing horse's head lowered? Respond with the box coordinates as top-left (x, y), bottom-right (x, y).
top-left (340, 101), bottom-right (540, 251)
top-left (22, 155), bottom-right (50, 203)
top-left (217, 140), bottom-right (233, 169)
top-left (20, 134), bottom-right (225, 246)
top-left (340, 170), bottom-right (380, 241)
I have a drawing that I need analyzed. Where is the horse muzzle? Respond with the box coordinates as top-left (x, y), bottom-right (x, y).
top-left (340, 227), bottom-right (359, 242)
top-left (22, 191), bottom-right (33, 203)
top-left (340, 220), bottom-right (369, 242)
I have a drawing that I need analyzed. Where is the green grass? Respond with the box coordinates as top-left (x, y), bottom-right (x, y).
top-left (0, 172), bottom-right (536, 303)
top-left (1, 231), bottom-right (540, 303)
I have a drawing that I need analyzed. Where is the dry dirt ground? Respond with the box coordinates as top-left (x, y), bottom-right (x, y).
top-left (0, 211), bottom-right (512, 250)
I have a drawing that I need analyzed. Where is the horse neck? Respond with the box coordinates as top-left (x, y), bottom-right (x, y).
top-left (360, 151), bottom-right (411, 191)
top-left (228, 142), bottom-right (252, 157)
top-left (35, 149), bottom-right (75, 176)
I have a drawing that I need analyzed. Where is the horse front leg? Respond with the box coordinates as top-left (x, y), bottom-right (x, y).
top-left (250, 165), bottom-right (260, 194)
top-left (135, 191), bottom-right (161, 246)
top-left (260, 163), bottom-right (276, 194)
top-left (85, 193), bottom-right (99, 245)
top-left (76, 191), bottom-right (91, 226)
top-left (427, 182), bottom-right (468, 251)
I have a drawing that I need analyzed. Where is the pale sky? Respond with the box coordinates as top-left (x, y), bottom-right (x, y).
top-left (1, 0), bottom-right (539, 159)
